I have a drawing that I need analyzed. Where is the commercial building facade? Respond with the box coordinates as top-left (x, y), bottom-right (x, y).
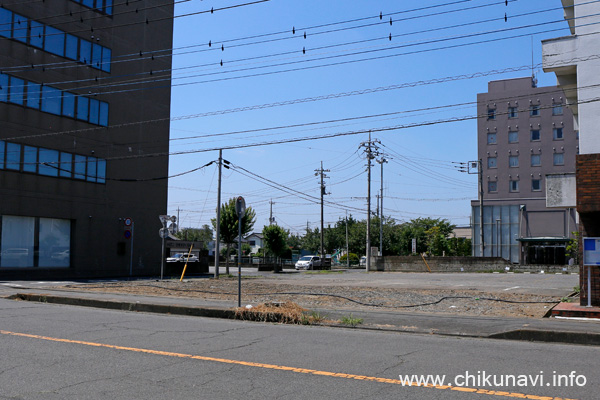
top-left (542, 0), bottom-right (600, 305)
top-left (471, 77), bottom-right (578, 264)
top-left (0, 0), bottom-right (174, 278)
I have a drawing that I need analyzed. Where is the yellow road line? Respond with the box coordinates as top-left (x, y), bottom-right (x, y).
top-left (0, 330), bottom-right (575, 400)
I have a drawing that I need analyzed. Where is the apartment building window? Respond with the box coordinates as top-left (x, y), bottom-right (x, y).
top-left (530, 105), bottom-right (540, 116)
top-left (508, 131), bottom-right (518, 143)
top-left (530, 129), bottom-right (541, 141)
top-left (509, 180), bottom-right (519, 192)
top-left (487, 108), bottom-right (496, 120)
top-left (532, 179), bottom-right (541, 191)
top-left (553, 127), bottom-right (563, 140)
top-left (488, 181), bottom-right (497, 193)
top-left (509, 155), bottom-right (519, 167)
top-left (531, 154), bottom-right (541, 167)
top-left (487, 157), bottom-right (497, 169)
top-left (487, 132), bottom-right (497, 145)
top-left (552, 104), bottom-right (563, 115)
top-left (508, 107), bottom-right (518, 118)
top-left (553, 153), bottom-right (564, 166)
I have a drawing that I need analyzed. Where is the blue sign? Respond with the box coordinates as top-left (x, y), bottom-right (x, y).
top-left (583, 237), bottom-right (600, 266)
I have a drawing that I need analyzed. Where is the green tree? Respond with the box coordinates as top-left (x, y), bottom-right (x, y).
top-left (262, 225), bottom-right (288, 259)
top-left (175, 224), bottom-right (213, 250)
top-left (397, 218), bottom-right (455, 255)
top-left (566, 231), bottom-right (580, 264)
top-left (211, 198), bottom-right (256, 274)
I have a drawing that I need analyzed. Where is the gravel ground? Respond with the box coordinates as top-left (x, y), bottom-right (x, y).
top-left (59, 276), bottom-right (564, 318)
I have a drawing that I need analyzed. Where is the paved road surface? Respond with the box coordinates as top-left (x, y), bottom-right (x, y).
top-left (0, 298), bottom-right (596, 399)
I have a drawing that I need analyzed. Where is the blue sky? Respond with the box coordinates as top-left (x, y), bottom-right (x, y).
top-left (166, 0), bottom-right (571, 235)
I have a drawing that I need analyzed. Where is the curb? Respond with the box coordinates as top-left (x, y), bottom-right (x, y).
top-left (8, 293), bottom-right (600, 346)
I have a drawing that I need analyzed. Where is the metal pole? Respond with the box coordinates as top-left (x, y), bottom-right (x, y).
top-left (160, 236), bottom-right (165, 280)
top-left (320, 161), bottom-right (324, 259)
top-left (238, 213), bottom-right (242, 307)
top-left (366, 134), bottom-right (372, 272)
top-left (479, 159), bottom-right (484, 257)
top-left (215, 149), bottom-right (222, 278)
top-left (588, 266), bottom-right (592, 307)
top-left (346, 211), bottom-right (349, 269)
top-left (379, 158), bottom-right (385, 256)
top-left (129, 222), bottom-right (134, 277)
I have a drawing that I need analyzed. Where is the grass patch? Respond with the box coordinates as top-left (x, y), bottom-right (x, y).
top-left (235, 302), bottom-right (327, 325)
top-left (340, 314), bottom-right (363, 327)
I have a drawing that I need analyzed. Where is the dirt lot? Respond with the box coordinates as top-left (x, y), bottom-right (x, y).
top-left (60, 275), bottom-right (565, 318)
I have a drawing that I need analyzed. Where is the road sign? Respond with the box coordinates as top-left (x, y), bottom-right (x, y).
top-left (159, 228), bottom-right (169, 239)
top-left (124, 229), bottom-right (132, 239)
top-left (159, 215), bottom-right (170, 225)
top-left (235, 196), bottom-right (246, 217)
top-left (124, 217), bottom-right (132, 226)
top-left (412, 238), bottom-right (417, 254)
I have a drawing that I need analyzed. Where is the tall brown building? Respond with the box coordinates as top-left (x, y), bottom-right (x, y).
top-left (0, 0), bottom-right (174, 278)
top-left (471, 77), bottom-right (578, 264)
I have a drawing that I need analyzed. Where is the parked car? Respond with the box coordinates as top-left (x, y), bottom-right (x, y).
top-left (295, 255), bottom-right (330, 270)
top-left (359, 256), bottom-right (367, 266)
top-left (166, 253), bottom-right (199, 263)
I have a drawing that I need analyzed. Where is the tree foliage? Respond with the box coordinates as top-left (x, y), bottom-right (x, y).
top-left (174, 225), bottom-right (213, 250)
top-left (262, 225), bottom-right (288, 258)
top-left (211, 198), bottom-right (256, 273)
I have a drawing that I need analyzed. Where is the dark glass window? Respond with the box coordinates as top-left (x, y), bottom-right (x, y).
top-left (553, 153), bottom-right (564, 166)
top-left (488, 181), bottom-right (497, 193)
top-left (6, 142), bottom-right (21, 170)
top-left (532, 179), bottom-right (541, 191)
top-left (44, 26), bottom-right (65, 57)
top-left (62, 92), bottom-right (75, 118)
top-left (65, 34), bottom-right (79, 60)
top-left (530, 105), bottom-right (540, 116)
top-left (12, 13), bottom-right (27, 43)
top-left (87, 157), bottom-right (97, 182)
top-left (553, 128), bottom-right (564, 140)
top-left (59, 152), bottom-right (73, 177)
top-left (39, 149), bottom-right (59, 176)
top-left (79, 40), bottom-right (92, 64)
top-left (89, 98), bottom-right (100, 124)
top-left (530, 130), bottom-right (541, 141)
top-left (8, 76), bottom-right (25, 105)
top-left (0, 8), bottom-right (11, 38)
top-left (97, 159), bottom-right (106, 183)
top-left (41, 86), bottom-right (62, 115)
top-left (77, 97), bottom-right (89, 121)
top-left (99, 101), bottom-right (109, 126)
top-left (74, 155), bottom-right (86, 179)
top-left (0, 73), bottom-right (7, 102)
top-left (30, 20), bottom-right (44, 48)
top-left (26, 82), bottom-right (41, 109)
top-left (23, 146), bottom-right (37, 173)
top-left (101, 47), bottom-right (111, 72)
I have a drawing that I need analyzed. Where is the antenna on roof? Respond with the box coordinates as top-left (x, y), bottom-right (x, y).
top-left (531, 36), bottom-right (538, 88)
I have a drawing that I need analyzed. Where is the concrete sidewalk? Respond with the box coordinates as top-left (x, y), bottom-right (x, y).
top-left (3, 284), bottom-right (600, 346)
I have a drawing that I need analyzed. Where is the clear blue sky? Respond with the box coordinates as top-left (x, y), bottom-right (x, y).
top-left (166, 0), bottom-right (571, 235)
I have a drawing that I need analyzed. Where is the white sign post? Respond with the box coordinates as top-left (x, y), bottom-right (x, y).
top-left (583, 237), bottom-right (600, 308)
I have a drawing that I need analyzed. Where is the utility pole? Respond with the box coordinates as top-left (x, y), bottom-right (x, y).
top-left (269, 200), bottom-right (275, 225)
top-left (315, 161), bottom-right (330, 259)
top-left (460, 160), bottom-right (484, 257)
top-left (176, 207), bottom-right (180, 234)
top-left (377, 156), bottom-right (388, 256)
top-left (214, 150), bottom-right (223, 278)
top-left (345, 210), bottom-right (349, 269)
top-left (359, 132), bottom-right (380, 272)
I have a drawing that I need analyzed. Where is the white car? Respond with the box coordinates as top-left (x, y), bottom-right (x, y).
top-left (166, 253), bottom-right (199, 263)
top-left (295, 255), bottom-right (320, 270)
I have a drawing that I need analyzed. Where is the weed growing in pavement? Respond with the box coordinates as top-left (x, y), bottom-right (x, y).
top-left (340, 314), bottom-right (363, 327)
top-left (560, 296), bottom-right (573, 303)
top-left (304, 270), bottom-right (343, 275)
top-left (573, 285), bottom-right (581, 294)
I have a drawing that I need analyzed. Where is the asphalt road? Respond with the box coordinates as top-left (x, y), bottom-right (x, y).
top-left (1, 298), bottom-right (596, 399)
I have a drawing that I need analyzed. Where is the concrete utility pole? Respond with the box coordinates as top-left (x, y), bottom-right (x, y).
top-left (269, 200), bottom-right (275, 225)
top-left (346, 210), bottom-right (350, 269)
top-left (214, 149), bottom-right (223, 278)
top-left (460, 160), bottom-right (484, 257)
top-left (377, 157), bottom-right (388, 256)
top-left (359, 132), bottom-right (381, 272)
top-left (315, 162), bottom-right (330, 259)
top-left (176, 208), bottom-right (180, 234)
